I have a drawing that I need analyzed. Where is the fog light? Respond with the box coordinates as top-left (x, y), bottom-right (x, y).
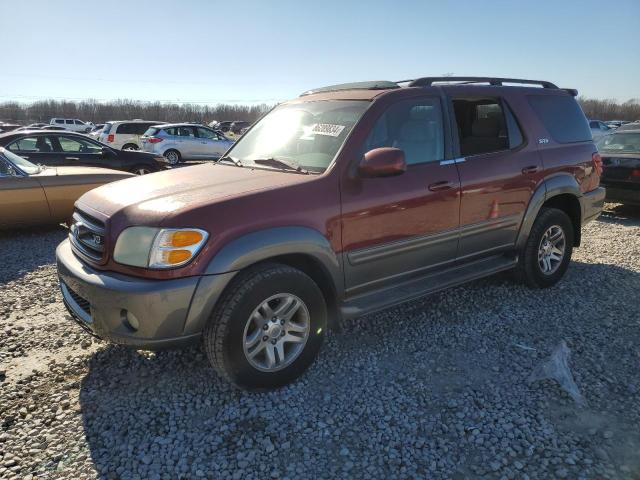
top-left (121, 309), bottom-right (140, 331)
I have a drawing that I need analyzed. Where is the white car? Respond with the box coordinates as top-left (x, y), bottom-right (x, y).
top-left (589, 120), bottom-right (613, 140)
top-left (98, 120), bottom-right (164, 150)
top-left (49, 118), bottom-right (93, 133)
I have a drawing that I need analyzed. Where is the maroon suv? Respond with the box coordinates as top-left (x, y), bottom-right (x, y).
top-left (56, 77), bottom-right (605, 389)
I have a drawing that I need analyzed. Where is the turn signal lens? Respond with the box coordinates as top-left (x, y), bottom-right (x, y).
top-left (163, 249), bottom-right (192, 264)
top-left (169, 230), bottom-right (203, 247)
top-left (148, 228), bottom-right (209, 269)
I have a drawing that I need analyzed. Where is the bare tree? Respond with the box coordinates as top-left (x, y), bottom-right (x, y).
top-left (0, 99), bottom-right (273, 124)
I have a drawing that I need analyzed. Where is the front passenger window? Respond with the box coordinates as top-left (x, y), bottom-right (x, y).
top-left (363, 98), bottom-right (444, 165)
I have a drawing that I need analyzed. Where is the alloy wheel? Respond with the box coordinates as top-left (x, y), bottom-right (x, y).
top-left (242, 293), bottom-right (310, 372)
top-left (537, 225), bottom-right (566, 275)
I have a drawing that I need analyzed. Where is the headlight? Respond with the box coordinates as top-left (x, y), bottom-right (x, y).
top-left (113, 227), bottom-right (208, 269)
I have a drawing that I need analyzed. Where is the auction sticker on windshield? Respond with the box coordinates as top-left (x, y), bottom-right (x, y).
top-left (310, 123), bottom-right (345, 137)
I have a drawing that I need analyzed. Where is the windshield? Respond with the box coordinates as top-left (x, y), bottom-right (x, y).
top-left (0, 147), bottom-right (41, 174)
top-left (597, 133), bottom-right (640, 153)
top-left (224, 100), bottom-right (369, 173)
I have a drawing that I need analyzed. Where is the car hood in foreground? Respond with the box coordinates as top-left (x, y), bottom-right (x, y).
top-left (76, 163), bottom-right (317, 222)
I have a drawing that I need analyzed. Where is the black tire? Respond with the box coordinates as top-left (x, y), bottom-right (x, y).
top-left (163, 149), bottom-right (181, 165)
top-left (129, 164), bottom-right (157, 175)
top-left (203, 262), bottom-right (327, 390)
top-left (122, 143), bottom-right (139, 151)
top-left (515, 207), bottom-right (574, 288)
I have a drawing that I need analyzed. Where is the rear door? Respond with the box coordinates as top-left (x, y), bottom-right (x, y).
top-left (448, 92), bottom-right (542, 260)
top-left (175, 126), bottom-right (198, 159)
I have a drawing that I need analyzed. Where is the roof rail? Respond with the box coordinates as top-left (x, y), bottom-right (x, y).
top-left (300, 80), bottom-right (399, 96)
top-left (402, 77), bottom-right (559, 89)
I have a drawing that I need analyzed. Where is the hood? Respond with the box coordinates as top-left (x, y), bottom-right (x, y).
top-left (77, 163), bottom-right (315, 222)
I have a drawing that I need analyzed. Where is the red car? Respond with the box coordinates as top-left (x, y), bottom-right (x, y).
top-left (57, 77), bottom-right (604, 389)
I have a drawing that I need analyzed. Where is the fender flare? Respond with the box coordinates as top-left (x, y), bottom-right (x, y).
top-left (205, 225), bottom-right (344, 297)
top-left (515, 174), bottom-right (582, 250)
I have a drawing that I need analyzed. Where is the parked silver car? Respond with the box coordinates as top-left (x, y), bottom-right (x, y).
top-left (140, 123), bottom-right (234, 165)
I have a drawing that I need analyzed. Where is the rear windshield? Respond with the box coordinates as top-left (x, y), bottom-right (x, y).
top-left (116, 123), bottom-right (153, 135)
top-left (597, 133), bottom-right (640, 153)
top-left (528, 95), bottom-right (591, 144)
top-left (102, 123), bottom-right (112, 134)
top-left (143, 127), bottom-right (160, 136)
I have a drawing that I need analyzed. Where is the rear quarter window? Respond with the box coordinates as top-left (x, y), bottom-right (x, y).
top-left (143, 127), bottom-right (160, 136)
top-left (102, 123), bottom-right (112, 134)
top-left (528, 95), bottom-right (591, 144)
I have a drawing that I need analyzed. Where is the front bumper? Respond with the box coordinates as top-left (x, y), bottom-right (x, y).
top-left (56, 239), bottom-right (235, 349)
top-left (580, 187), bottom-right (606, 224)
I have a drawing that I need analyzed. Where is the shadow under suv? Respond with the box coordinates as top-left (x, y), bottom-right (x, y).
top-left (56, 77), bottom-right (605, 389)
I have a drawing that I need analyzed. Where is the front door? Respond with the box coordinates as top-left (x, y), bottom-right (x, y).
top-left (195, 127), bottom-right (226, 158)
top-left (450, 94), bottom-right (543, 260)
top-left (0, 159), bottom-right (50, 228)
top-left (52, 135), bottom-right (105, 167)
top-left (340, 96), bottom-right (461, 296)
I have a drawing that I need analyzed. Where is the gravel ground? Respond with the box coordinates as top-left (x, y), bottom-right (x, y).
top-left (1, 204), bottom-right (639, 479)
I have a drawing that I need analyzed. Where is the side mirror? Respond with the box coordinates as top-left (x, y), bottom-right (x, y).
top-left (358, 147), bottom-right (406, 178)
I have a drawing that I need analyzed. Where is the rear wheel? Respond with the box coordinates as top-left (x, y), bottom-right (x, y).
top-left (515, 207), bottom-right (574, 288)
top-left (164, 149), bottom-right (181, 165)
top-left (122, 143), bottom-right (139, 151)
top-left (203, 263), bottom-right (327, 390)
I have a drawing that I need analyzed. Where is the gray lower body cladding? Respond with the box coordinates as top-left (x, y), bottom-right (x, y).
top-left (56, 239), bottom-right (235, 349)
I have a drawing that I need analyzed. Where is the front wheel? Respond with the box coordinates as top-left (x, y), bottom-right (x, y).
top-left (203, 263), bottom-right (327, 390)
top-left (515, 207), bottom-right (574, 288)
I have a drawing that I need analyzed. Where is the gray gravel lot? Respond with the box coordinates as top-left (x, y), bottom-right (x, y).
top-left (1, 205), bottom-right (639, 479)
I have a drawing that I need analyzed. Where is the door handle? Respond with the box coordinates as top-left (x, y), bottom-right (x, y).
top-left (428, 181), bottom-right (454, 191)
top-left (65, 157), bottom-right (80, 160)
top-left (522, 165), bottom-right (540, 174)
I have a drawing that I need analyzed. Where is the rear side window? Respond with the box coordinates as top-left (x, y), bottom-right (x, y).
top-left (65, 119), bottom-right (74, 125)
top-left (528, 95), bottom-right (591, 143)
top-left (116, 123), bottom-right (150, 134)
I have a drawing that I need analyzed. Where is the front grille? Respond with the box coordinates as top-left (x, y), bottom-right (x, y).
top-left (64, 283), bottom-right (91, 316)
top-left (69, 209), bottom-right (106, 262)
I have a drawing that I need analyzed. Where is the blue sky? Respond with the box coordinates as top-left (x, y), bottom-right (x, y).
top-left (1, 0), bottom-right (638, 105)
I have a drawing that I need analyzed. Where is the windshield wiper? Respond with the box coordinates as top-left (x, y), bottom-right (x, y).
top-left (217, 155), bottom-right (243, 167)
top-left (252, 158), bottom-right (309, 174)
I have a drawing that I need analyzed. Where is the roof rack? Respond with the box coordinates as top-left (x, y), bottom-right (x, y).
top-left (400, 77), bottom-right (559, 89)
top-left (300, 80), bottom-right (399, 96)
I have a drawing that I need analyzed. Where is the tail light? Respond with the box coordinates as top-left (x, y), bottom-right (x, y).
top-left (147, 137), bottom-right (163, 144)
top-left (592, 152), bottom-right (603, 176)
top-left (631, 169), bottom-right (640, 178)
top-left (107, 134), bottom-right (114, 143)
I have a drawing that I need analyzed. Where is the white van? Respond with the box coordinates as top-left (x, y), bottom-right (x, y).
top-left (99, 120), bottom-right (165, 150)
top-left (49, 118), bottom-right (93, 133)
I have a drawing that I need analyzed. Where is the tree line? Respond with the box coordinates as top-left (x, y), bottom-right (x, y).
top-left (0, 99), bottom-right (273, 124)
top-left (0, 97), bottom-right (639, 125)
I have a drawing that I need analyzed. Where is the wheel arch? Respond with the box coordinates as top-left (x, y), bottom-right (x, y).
top-left (516, 174), bottom-right (583, 249)
top-left (203, 227), bottom-right (344, 331)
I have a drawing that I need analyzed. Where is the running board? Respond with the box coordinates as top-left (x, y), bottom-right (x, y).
top-left (340, 254), bottom-right (518, 320)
